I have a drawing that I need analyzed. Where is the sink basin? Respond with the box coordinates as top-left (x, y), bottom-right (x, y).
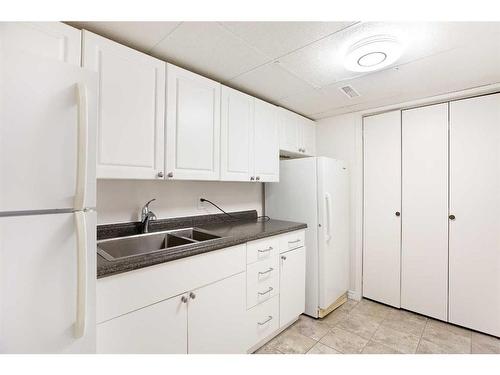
top-left (168, 228), bottom-right (220, 242)
top-left (97, 228), bottom-right (221, 261)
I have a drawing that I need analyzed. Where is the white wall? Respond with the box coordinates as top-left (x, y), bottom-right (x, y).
top-left (316, 113), bottom-right (363, 300)
top-left (96, 179), bottom-right (263, 224)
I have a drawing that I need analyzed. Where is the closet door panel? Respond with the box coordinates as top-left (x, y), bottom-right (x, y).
top-left (363, 110), bottom-right (401, 308)
top-left (449, 93), bottom-right (500, 337)
top-left (401, 103), bottom-right (449, 320)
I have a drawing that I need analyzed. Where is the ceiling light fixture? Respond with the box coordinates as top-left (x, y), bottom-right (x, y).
top-left (344, 35), bottom-right (402, 72)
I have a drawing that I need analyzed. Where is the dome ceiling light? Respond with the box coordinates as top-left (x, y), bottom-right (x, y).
top-left (344, 35), bottom-right (403, 72)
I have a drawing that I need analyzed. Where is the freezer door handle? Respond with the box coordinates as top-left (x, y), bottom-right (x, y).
top-left (74, 83), bottom-right (88, 211)
top-left (324, 193), bottom-right (333, 243)
top-left (74, 211), bottom-right (87, 338)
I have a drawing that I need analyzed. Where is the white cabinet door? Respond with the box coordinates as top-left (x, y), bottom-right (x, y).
top-left (278, 108), bottom-right (299, 154)
top-left (253, 99), bottom-right (279, 182)
top-left (279, 247), bottom-right (306, 327)
top-left (449, 93), bottom-right (500, 337)
top-left (300, 117), bottom-right (316, 156)
top-left (220, 86), bottom-right (254, 181)
top-left (166, 64), bottom-right (221, 180)
top-left (97, 294), bottom-right (188, 354)
top-left (363, 110), bottom-right (401, 308)
top-left (188, 272), bottom-right (247, 354)
top-left (0, 211), bottom-right (96, 353)
top-left (401, 104), bottom-right (449, 320)
top-left (0, 22), bottom-right (81, 65)
top-left (0, 47), bottom-right (97, 211)
top-left (83, 31), bottom-right (165, 180)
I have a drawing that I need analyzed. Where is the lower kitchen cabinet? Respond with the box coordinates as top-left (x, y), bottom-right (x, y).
top-left (188, 272), bottom-right (247, 353)
top-left (279, 246), bottom-right (306, 327)
top-left (97, 294), bottom-right (188, 354)
top-left (95, 230), bottom-right (306, 353)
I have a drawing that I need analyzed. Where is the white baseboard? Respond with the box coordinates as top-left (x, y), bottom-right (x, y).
top-left (347, 289), bottom-right (362, 301)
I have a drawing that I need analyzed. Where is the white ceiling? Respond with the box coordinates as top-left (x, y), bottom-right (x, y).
top-left (68, 21), bottom-right (500, 120)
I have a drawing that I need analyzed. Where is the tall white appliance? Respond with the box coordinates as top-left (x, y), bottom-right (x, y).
top-left (0, 46), bottom-right (97, 352)
top-left (266, 157), bottom-right (349, 318)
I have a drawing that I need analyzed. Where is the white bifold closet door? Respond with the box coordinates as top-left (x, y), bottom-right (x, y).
top-left (363, 110), bottom-right (401, 308)
top-left (401, 103), bottom-right (449, 320)
top-left (449, 93), bottom-right (500, 337)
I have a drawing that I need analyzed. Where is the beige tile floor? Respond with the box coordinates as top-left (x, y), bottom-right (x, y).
top-left (254, 298), bottom-right (500, 354)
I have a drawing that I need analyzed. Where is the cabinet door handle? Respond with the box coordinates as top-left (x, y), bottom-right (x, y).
top-left (167, 172), bottom-right (173, 178)
top-left (257, 316), bottom-right (273, 325)
top-left (181, 295), bottom-right (188, 303)
top-left (250, 176), bottom-right (255, 181)
top-left (258, 287), bottom-right (273, 296)
top-left (395, 211), bottom-right (401, 217)
top-left (281, 255), bottom-right (287, 261)
top-left (288, 239), bottom-right (300, 244)
top-left (449, 214), bottom-right (456, 220)
top-left (157, 171), bottom-right (164, 178)
top-left (258, 246), bottom-right (273, 253)
top-left (258, 267), bottom-right (274, 275)
top-left (256, 176), bottom-right (261, 181)
top-left (189, 292), bottom-right (196, 300)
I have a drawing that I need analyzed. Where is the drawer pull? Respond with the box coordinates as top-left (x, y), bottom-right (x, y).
top-left (258, 246), bottom-right (273, 253)
top-left (257, 316), bottom-right (273, 325)
top-left (258, 287), bottom-right (273, 296)
top-left (288, 239), bottom-right (301, 244)
top-left (258, 267), bottom-right (274, 275)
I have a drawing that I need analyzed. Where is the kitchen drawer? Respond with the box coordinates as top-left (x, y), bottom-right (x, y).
top-left (246, 296), bottom-right (279, 350)
top-left (279, 230), bottom-right (305, 253)
top-left (246, 257), bottom-right (279, 309)
top-left (97, 244), bottom-right (246, 323)
top-left (246, 237), bottom-right (280, 264)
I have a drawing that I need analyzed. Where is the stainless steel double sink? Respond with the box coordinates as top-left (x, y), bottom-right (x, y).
top-left (97, 228), bottom-right (222, 261)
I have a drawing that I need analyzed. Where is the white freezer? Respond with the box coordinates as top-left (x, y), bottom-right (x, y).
top-left (265, 157), bottom-right (350, 318)
top-left (0, 46), bottom-right (97, 212)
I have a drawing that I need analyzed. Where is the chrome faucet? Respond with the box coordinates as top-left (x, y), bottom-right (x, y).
top-left (141, 199), bottom-right (157, 233)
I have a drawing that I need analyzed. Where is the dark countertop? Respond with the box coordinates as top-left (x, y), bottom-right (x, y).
top-left (96, 210), bottom-right (307, 278)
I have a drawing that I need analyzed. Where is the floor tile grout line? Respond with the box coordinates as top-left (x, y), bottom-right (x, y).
top-left (415, 318), bottom-right (429, 353)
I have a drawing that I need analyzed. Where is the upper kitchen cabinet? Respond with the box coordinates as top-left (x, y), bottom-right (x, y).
top-left (253, 99), bottom-right (279, 182)
top-left (220, 86), bottom-right (254, 182)
top-left (0, 22), bottom-right (81, 65)
top-left (82, 31), bottom-right (166, 180)
top-left (166, 64), bottom-right (221, 180)
top-left (300, 117), bottom-right (316, 156)
top-left (278, 108), bottom-right (299, 154)
top-left (278, 109), bottom-right (316, 156)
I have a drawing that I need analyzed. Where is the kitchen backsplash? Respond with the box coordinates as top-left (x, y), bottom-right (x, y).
top-left (96, 179), bottom-right (264, 224)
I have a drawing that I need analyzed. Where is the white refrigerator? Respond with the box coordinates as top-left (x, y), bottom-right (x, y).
top-left (265, 157), bottom-right (349, 318)
top-left (0, 47), bottom-right (97, 352)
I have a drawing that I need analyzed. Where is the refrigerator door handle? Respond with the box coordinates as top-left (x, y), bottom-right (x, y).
top-left (325, 193), bottom-right (333, 243)
top-left (74, 83), bottom-right (88, 211)
top-left (74, 211), bottom-right (87, 338)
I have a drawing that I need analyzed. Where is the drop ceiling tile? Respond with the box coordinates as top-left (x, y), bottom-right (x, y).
top-left (279, 22), bottom-right (500, 88)
top-left (311, 39), bottom-right (500, 119)
top-left (276, 87), bottom-right (335, 116)
top-left (150, 22), bottom-right (271, 81)
top-left (67, 21), bottom-right (181, 52)
top-left (228, 61), bottom-right (315, 102)
top-left (220, 21), bottom-right (356, 59)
